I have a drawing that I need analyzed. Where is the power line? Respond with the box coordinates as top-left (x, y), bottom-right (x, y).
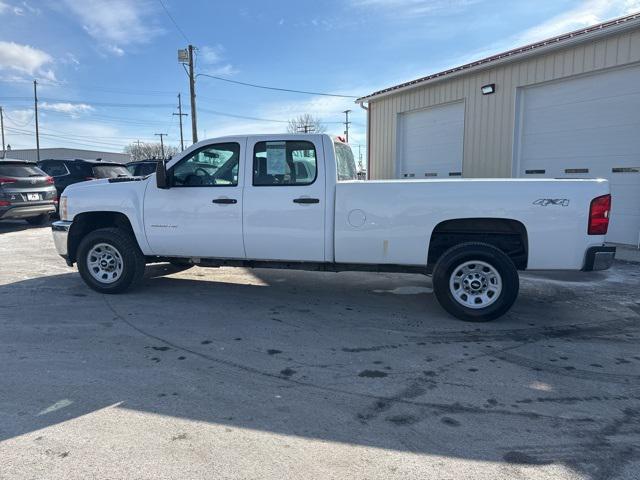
top-left (2, 110), bottom-right (34, 127)
top-left (197, 73), bottom-right (359, 99)
top-left (156, 0), bottom-right (190, 43)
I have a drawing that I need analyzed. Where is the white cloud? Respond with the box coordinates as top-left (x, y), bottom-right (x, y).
top-left (0, 41), bottom-right (56, 81)
top-left (199, 44), bottom-right (238, 76)
top-left (0, 0), bottom-right (40, 15)
top-left (62, 0), bottom-right (162, 55)
top-left (516, 0), bottom-right (640, 46)
top-left (350, 0), bottom-right (482, 16)
top-left (40, 102), bottom-right (94, 118)
top-left (199, 45), bottom-right (224, 64)
top-left (105, 44), bottom-right (125, 56)
top-left (3, 108), bottom-right (34, 129)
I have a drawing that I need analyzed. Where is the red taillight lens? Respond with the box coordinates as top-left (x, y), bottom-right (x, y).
top-left (0, 177), bottom-right (17, 185)
top-left (0, 200), bottom-right (10, 206)
top-left (588, 194), bottom-right (611, 235)
top-left (46, 176), bottom-right (54, 184)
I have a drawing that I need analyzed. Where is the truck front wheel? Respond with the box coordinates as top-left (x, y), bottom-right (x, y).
top-left (77, 228), bottom-right (146, 294)
top-left (432, 242), bottom-right (519, 322)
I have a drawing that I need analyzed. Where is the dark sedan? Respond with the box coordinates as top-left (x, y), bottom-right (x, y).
top-left (0, 160), bottom-right (57, 225)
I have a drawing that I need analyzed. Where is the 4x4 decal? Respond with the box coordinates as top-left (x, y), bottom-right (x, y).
top-left (533, 198), bottom-right (570, 207)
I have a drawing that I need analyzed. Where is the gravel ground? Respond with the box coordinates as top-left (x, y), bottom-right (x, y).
top-left (1, 220), bottom-right (639, 480)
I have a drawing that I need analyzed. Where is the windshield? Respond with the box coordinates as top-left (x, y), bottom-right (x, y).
top-left (92, 165), bottom-right (131, 178)
top-left (0, 163), bottom-right (46, 177)
top-left (334, 142), bottom-right (357, 181)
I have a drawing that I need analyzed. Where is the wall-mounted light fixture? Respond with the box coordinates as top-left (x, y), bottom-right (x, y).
top-left (481, 83), bottom-right (496, 95)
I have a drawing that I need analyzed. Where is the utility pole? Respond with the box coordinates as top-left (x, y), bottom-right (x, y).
top-left (33, 80), bottom-right (40, 161)
top-left (188, 45), bottom-right (198, 144)
top-left (0, 106), bottom-right (5, 159)
top-left (154, 133), bottom-right (168, 159)
top-left (342, 109), bottom-right (351, 143)
top-left (173, 93), bottom-right (187, 151)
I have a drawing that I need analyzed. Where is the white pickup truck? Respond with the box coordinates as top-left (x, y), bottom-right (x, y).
top-left (52, 134), bottom-right (615, 321)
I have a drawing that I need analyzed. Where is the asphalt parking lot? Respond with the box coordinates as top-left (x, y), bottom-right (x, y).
top-left (1, 221), bottom-right (639, 480)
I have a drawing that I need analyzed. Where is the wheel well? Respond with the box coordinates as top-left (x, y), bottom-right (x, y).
top-left (68, 212), bottom-right (136, 263)
top-left (427, 218), bottom-right (528, 273)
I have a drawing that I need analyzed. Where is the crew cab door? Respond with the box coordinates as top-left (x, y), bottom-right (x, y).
top-left (143, 139), bottom-right (245, 258)
top-left (243, 137), bottom-right (325, 261)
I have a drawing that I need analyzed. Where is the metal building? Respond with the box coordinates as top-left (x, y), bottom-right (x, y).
top-left (357, 13), bottom-right (640, 245)
top-left (5, 148), bottom-right (130, 164)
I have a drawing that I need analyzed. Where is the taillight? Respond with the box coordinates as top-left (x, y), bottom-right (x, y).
top-left (588, 194), bottom-right (611, 235)
top-left (46, 176), bottom-right (54, 184)
top-left (0, 177), bottom-right (17, 185)
top-left (0, 200), bottom-right (10, 206)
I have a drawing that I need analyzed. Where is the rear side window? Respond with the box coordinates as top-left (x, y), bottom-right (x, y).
top-left (253, 140), bottom-right (317, 186)
top-left (0, 163), bottom-right (46, 177)
top-left (334, 142), bottom-right (357, 181)
top-left (92, 165), bottom-right (130, 178)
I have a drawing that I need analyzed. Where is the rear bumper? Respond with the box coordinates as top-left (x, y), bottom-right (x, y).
top-left (52, 220), bottom-right (73, 263)
top-left (0, 203), bottom-right (56, 220)
top-left (582, 246), bottom-right (616, 271)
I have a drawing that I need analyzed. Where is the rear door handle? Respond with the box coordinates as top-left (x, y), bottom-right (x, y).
top-left (212, 198), bottom-right (237, 204)
top-left (293, 197), bottom-right (320, 204)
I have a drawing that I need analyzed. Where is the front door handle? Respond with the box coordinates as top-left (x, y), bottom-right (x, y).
top-left (212, 198), bottom-right (237, 204)
top-left (293, 197), bottom-right (320, 204)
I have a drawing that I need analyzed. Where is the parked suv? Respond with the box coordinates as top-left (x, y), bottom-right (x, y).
top-left (126, 159), bottom-right (159, 177)
top-left (37, 159), bottom-right (131, 199)
top-left (0, 159), bottom-right (57, 225)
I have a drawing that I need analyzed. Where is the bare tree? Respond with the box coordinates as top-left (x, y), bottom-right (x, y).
top-left (286, 113), bottom-right (326, 134)
top-left (124, 142), bottom-right (178, 161)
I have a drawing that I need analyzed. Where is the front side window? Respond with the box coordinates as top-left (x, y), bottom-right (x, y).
top-left (172, 143), bottom-right (240, 187)
top-left (253, 140), bottom-right (317, 186)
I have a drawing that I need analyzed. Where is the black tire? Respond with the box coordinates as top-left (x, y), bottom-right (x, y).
top-left (26, 213), bottom-right (49, 225)
top-left (432, 242), bottom-right (519, 322)
top-left (77, 227), bottom-right (146, 294)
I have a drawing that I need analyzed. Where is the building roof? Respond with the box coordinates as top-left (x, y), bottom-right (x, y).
top-left (5, 147), bottom-right (130, 164)
top-left (356, 12), bottom-right (640, 103)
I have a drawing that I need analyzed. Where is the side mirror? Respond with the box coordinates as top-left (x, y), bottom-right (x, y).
top-left (156, 159), bottom-right (170, 189)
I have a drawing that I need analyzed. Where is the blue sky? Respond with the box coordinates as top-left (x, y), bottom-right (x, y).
top-left (0, 0), bottom-right (638, 158)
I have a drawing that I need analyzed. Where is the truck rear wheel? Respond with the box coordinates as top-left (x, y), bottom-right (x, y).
top-left (432, 242), bottom-right (519, 322)
top-left (77, 227), bottom-right (145, 294)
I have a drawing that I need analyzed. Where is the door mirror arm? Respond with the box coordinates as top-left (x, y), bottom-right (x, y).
top-left (156, 159), bottom-right (171, 189)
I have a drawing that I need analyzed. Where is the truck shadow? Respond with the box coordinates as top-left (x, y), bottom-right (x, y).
top-left (1, 263), bottom-right (638, 478)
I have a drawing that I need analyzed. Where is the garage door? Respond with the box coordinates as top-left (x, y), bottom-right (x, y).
top-left (397, 101), bottom-right (464, 179)
top-left (515, 65), bottom-right (640, 245)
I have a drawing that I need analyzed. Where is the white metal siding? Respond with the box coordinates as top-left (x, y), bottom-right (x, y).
top-left (368, 27), bottom-right (640, 180)
top-left (397, 102), bottom-right (464, 178)
top-left (515, 65), bottom-right (640, 245)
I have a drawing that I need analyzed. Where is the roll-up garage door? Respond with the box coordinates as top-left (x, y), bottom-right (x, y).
top-left (515, 65), bottom-right (640, 245)
top-left (397, 101), bottom-right (464, 179)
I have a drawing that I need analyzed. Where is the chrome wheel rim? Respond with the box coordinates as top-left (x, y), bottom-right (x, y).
top-left (87, 243), bottom-right (124, 284)
top-left (449, 260), bottom-right (502, 309)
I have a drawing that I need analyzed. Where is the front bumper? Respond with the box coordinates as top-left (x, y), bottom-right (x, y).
top-left (0, 203), bottom-right (56, 220)
top-left (583, 246), bottom-right (616, 271)
top-left (52, 220), bottom-right (73, 262)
